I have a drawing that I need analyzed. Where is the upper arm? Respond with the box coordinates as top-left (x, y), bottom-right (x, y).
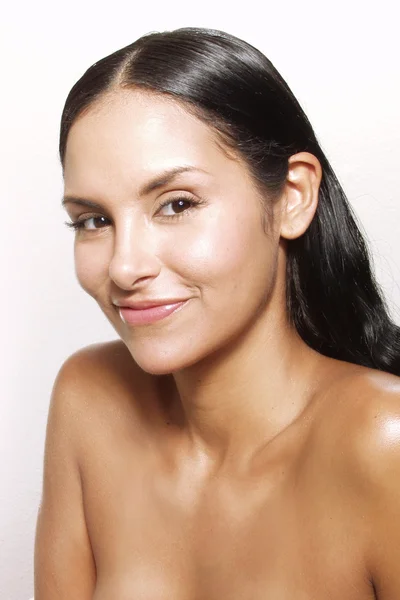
top-left (353, 379), bottom-right (400, 598)
top-left (34, 350), bottom-right (97, 599)
top-left (368, 434), bottom-right (400, 598)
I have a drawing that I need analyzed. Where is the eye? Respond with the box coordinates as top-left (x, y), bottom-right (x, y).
top-left (64, 215), bottom-right (110, 231)
top-left (157, 197), bottom-right (200, 217)
top-left (82, 216), bottom-right (109, 230)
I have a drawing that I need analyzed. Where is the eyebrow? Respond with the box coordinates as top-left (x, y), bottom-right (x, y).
top-left (61, 165), bottom-right (207, 209)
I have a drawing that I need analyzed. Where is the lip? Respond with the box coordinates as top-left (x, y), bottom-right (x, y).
top-left (116, 299), bottom-right (189, 326)
top-left (114, 298), bottom-right (188, 310)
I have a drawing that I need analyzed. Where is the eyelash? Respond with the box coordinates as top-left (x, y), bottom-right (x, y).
top-left (64, 196), bottom-right (203, 232)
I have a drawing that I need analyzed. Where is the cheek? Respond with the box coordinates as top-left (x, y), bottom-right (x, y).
top-left (163, 209), bottom-right (273, 294)
top-left (74, 242), bottom-right (109, 299)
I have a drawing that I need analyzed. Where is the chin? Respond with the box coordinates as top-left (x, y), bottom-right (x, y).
top-left (130, 357), bottom-right (187, 376)
top-left (125, 342), bottom-right (205, 376)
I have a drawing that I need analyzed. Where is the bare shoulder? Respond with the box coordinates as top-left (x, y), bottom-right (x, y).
top-left (332, 364), bottom-right (400, 451)
top-left (313, 362), bottom-right (400, 595)
top-left (346, 367), bottom-right (400, 487)
top-left (335, 367), bottom-right (400, 596)
top-left (52, 340), bottom-right (163, 447)
top-left (36, 340), bottom-right (156, 598)
top-left (316, 360), bottom-right (400, 489)
top-left (56, 339), bottom-right (157, 403)
top-left (322, 363), bottom-right (400, 461)
top-left (58, 339), bottom-right (141, 384)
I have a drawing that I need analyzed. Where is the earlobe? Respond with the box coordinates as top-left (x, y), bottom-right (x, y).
top-left (280, 152), bottom-right (322, 240)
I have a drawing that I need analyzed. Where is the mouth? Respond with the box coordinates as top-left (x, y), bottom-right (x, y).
top-left (116, 300), bottom-right (189, 326)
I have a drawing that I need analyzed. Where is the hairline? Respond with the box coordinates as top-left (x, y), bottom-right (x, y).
top-left (62, 83), bottom-right (278, 233)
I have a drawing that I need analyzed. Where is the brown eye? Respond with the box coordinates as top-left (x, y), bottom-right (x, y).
top-left (83, 216), bottom-right (109, 229)
top-left (64, 215), bottom-right (111, 231)
top-left (158, 198), bottom-right (194, 216)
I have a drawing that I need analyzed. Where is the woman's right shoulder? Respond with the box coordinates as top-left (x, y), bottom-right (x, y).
top-left (55, 339), bottom-right (145, 395)
top-left (50, 340), bottom-right (152, 436)
top-left (57, 339), bottom-right (136, 376)
top-left (35, 341), bottom-right (136, 597)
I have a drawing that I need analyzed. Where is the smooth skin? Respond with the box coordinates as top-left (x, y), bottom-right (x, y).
top-left (34, 89), bottom-right (400, 599)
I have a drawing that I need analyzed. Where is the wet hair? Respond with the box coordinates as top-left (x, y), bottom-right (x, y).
top-left (59, 27), bottom-right (400, 376)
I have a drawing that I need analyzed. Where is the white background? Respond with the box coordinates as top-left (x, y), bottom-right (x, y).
top-left (1, 0), bottom-right (399, 597)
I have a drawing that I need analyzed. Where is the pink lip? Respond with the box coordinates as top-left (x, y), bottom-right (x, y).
top-left (118, 300), bottom-right (187, 325)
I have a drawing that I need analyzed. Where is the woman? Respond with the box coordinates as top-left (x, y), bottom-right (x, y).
top-left (34, 27), bottom-right (400, 599)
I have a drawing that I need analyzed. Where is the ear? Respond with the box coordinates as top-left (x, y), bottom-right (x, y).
top-left (279, 152), bottom-right (322, 240)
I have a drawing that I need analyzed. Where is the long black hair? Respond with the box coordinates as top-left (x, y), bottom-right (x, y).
top-left (59, 27), bottom-right (400, 376)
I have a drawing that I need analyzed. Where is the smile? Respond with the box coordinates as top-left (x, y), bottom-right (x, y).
top-left (118, 300), bottom-right (188, 326)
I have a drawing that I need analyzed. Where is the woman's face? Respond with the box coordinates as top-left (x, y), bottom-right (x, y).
top-left (63, 89), bottom-right (284, 374)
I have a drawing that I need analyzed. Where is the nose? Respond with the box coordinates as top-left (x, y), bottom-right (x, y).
top-left (108, 219), bottom-right (161, 290)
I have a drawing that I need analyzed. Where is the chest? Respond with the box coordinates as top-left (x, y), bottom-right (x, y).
top-left (83, 449), bottom-right (371, 600)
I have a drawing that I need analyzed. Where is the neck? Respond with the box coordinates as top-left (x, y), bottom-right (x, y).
top-left (168, 308), bottom-right (323, 473)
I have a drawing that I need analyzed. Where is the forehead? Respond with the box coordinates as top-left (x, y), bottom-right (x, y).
top-left (63, 89), bottom-right (237, 191)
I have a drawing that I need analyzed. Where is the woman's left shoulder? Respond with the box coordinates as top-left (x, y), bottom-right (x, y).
top-left (324, 364), bottom-right (400, 469)
top-left (325, 365), bottom-right (400, 595)
top-left (315, 361), bottom-right (400, 488)
top-left (341, 366), bottom-right (400, 461)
